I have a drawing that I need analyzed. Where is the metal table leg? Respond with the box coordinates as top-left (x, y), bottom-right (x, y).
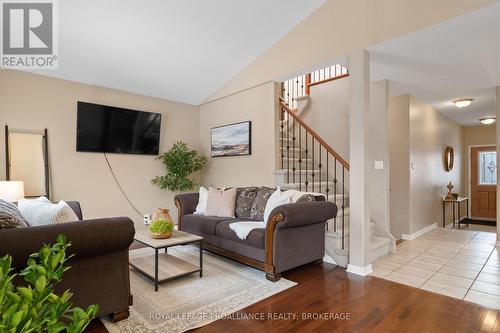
top-left (467, 199), bottom-right (470, 228)
top-left (458, 201), bottom-right (461, 230)
top-left (155, 248), bottom-right (159, 292)
top-left (453, 202), bottom-right (456, 228)
top-left (199, 241), bottom-right (203, 278)
top-left (443, 201), bottom-right (446, 228)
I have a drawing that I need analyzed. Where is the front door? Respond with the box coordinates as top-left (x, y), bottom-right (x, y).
top-left (471, 146), bottom-right (497, 219)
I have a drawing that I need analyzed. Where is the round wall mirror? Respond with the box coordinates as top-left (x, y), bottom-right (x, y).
top-left (444, 146), bottom-right (454, 171)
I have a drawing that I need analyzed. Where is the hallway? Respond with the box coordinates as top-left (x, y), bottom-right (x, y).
top-left (372, 227), bottom-right (500, 309)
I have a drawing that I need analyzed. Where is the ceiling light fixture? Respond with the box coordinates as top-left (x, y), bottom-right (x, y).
top-left (479, 117), bottom-right (496, 125)
top-left (453, 98), bottom-right (473, 108)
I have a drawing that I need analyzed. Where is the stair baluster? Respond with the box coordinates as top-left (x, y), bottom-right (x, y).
top-left (278, 96), bottom-right (349, 249)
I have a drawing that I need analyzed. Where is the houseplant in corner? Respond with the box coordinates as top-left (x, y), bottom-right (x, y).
top-left (152, 141), bottom-right (207, 192)
top-left (0, 234), bottom-right (98, 333)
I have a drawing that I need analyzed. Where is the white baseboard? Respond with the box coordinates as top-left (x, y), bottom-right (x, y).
top-left (346, 264), bottom-right (373, 276)
top-left (401, 223), bottom-right (437, 241)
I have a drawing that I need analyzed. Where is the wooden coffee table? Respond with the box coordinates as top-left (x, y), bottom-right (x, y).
top-left (130, 230), bottom-right (203, 291)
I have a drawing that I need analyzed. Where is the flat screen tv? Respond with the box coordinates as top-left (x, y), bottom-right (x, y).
top-left (76, 102), bottom-right (161, 155)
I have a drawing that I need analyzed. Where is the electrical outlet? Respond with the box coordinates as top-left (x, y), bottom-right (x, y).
top-left (374, 161), bottom-right (384, 170)
top-left (144, 214), bottom-right (151, 225)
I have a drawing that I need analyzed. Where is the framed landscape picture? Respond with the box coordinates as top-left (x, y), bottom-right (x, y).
top-left (211, 121), bottom-right (251, 157)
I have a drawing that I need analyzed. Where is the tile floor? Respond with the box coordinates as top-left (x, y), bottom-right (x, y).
top-left (372, 226), bottom-right (500, 309)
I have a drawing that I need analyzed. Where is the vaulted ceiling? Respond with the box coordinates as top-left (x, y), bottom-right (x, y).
top-left (28, 0), bottom-right (325, 105)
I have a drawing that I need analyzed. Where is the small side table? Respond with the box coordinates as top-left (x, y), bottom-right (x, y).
top-left (130, 230), bottom-right (203, 291)
top-left (442, 197), bottom-right (469, 229)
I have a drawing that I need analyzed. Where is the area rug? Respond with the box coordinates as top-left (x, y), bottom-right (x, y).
top-left (102, 246), bottom-right (297, 333)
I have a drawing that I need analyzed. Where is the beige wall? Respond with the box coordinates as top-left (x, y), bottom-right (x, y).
top-left (408, 97), bottom-right (464, 234)
top-left (303, 77), bottom-right (350, 160)
top-left (464, 125), bottom-right (496, 203)
top-left (0, 70), bottom-right (200, 230)
top-left (205, 0), bottom-right (495, 103)
top-left (388, 95), bottom-right (465, 238)
top-left (198, 82), bottom-right (280, 188)
top-left (389, 95), bottom-right (411, 238)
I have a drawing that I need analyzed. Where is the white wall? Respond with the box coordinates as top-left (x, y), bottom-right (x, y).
top-left (0, 69), bottom-right (200, 230)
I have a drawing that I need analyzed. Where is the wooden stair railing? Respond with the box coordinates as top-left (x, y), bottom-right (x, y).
top-left (279, 96), bottom-right (350, 249)
top-left (282, 64), bottom-right (349, 108)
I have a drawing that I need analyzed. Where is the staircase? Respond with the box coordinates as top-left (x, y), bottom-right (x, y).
top-left (275, 73), bottom-right (395, 267)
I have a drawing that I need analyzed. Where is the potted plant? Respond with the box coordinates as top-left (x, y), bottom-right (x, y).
top-left (152, 141), bottom-right (207, 192)
top-left (149, 219), bottom-right (174, 239)
top-left (0, 234), bottom-right (98, 333)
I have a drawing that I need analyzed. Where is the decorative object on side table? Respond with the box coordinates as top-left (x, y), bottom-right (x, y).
top-left (445, 181), bottom-right (454, 199)
top-left (152, 141), bottom-right (207, 192)
top-left (152, 208), bottom-right (173, 223)
top-left (149, 219), bottom-right (174, 239)
top-left (211, 121), bottom-right (252, 157)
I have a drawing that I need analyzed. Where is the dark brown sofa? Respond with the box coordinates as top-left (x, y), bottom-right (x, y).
top-left (174, 192), bottom-right (337, 281)
top-left (0, 201), bottom-right (135, 322)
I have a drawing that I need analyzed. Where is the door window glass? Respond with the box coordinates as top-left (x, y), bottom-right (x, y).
top-left (479, 151), bottom-right (497, 185)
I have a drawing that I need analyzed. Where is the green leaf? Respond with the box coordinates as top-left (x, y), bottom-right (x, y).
top-left (10, 310), bottom-right (23, 327)
top-left (17, 287), bottom-right (33, 302)
top-left (35, 275), bottom-right (47, 293)
top-left (152, 141), bottom-right (207, 192)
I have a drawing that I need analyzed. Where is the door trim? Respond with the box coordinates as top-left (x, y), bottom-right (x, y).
top-left (468, 144), bottom-right (496, 220)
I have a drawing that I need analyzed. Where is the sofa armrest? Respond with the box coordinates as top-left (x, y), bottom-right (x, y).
top-left (267, 201), bottom-right (338, 229)
top-left (0, 217), bottom-right (135, 270)
top-left (174, 193), bottom-right (199, 229)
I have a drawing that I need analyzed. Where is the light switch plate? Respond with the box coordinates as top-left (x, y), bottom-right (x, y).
top-left (374, 160), bottom-right (384, 170)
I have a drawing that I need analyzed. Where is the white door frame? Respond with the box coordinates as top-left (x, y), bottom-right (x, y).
top-left (468, 144), bottom-right (497, 221)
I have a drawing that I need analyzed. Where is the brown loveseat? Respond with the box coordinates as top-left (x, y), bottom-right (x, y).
top-left (174, 191), bottom-right (337, 281)
top-left (0, 201), bottom-right (135, 322)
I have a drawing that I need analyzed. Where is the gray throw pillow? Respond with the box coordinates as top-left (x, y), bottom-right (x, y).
top-left (0, 199), bottom-right (29, 229)
top-left (250, 187), bottom-right (274, 221)
top-left (235, 187), bottom-right (259, 218)
top-left (296, 194), bottom-right (316, 202)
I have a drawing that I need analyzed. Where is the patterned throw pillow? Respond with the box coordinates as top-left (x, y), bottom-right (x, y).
top-left (235, 187), bottom-right (259, 218)
top-left (296, 194), bottom-right (316, 202)
top-left (0, 199), bottom-right (29, 229)
top-left (250, 187), bottom-right (275, 221)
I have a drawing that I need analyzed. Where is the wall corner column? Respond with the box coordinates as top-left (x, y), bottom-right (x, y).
top-left (347, 49), bottom-right (372, 275)
top-left (496, 86), bottom-right (500, 245)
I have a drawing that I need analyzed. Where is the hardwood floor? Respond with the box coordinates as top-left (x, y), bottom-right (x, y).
top-left (84, 261), bottom-right (500, 333)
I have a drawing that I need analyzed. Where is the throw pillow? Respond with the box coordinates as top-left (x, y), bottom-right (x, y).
top-left (263, 188), bottom-right (293, 223)
top-left (235, 187), bottom-right (259, 218)
top-left (204, 187), bottom-right (237, 218)
top-left (296, 194), bottom-right (316, 202)
top-left (0, 199), bottom-right (29, 229)
top-left (194, 186), bottom-right (208, 215)
top-left (18, 197), bottom-right (79, 226)
top-left (250, 187), bottom-right (274, 220)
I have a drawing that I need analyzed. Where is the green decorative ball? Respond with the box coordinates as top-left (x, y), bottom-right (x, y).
top-left (149, 219), bottom-right (174, 234)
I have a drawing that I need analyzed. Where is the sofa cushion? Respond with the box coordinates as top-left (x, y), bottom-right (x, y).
top-left (216, 220), bottom-right (265, 249)
top-left (182, 214), bottom-right (227, 235)
top-left (235, 187), bottom-right (259, 218)
top-left (0, 199), bottom-right (28, 229)
top-left (205, 187), bottom-right (237, 218)
top-left (250, 187), bottom-right (274, 220)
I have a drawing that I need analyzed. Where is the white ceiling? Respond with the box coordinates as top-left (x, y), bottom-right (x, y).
top-left (369, 2), bottom-right (500, 127)
top-left (28, 0), bottom-right (325, 105)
